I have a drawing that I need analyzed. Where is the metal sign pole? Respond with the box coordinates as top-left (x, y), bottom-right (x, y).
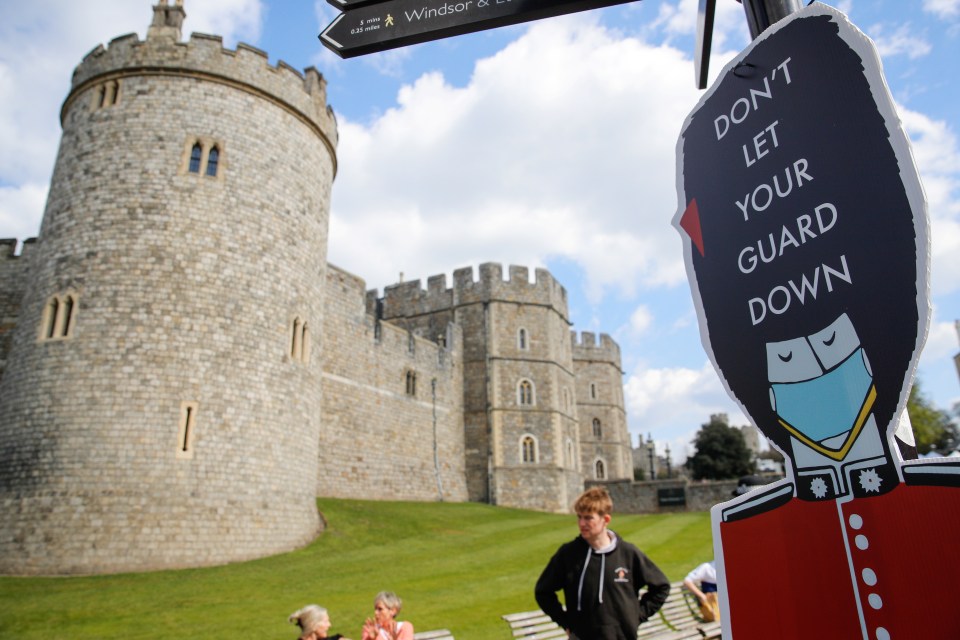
top-left (740, 0), bottom-right (804, 39)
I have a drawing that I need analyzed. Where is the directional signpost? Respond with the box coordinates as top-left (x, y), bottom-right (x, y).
top-left (321, 0), bottom-right (642, 58)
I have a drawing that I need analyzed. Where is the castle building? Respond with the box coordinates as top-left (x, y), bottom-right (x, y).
top-left (0, 1), bottom-right (631, 575)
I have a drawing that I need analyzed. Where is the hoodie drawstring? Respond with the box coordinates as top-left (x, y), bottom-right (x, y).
top-left (576, 547), bottom-right (606, 610)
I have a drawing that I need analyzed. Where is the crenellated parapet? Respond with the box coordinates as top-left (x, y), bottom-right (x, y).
top-left (571, 330), bottom-right (622, 366)
top-left (66, 27), bottom-right (337, 161)
top-left (0, 238), bottom-right (38, 261)
top-left (374, 263), bottom-right (569, 319)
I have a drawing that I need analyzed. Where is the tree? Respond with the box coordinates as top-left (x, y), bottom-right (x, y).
top-left (686, 413), bottom-right (755, 480)
top-left (907, 379), bottom-right (958, 454)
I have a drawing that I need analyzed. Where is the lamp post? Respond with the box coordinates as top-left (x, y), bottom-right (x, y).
top-left (665, 444), bottom-right (672, 479)
top-left (741, 0), bottom-right (804, 39)
top-left (647, 433), bottom-right (656, 480)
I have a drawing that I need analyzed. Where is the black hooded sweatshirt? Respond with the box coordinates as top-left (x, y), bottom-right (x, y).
top-left (534, 531), bottom-right (670, 640)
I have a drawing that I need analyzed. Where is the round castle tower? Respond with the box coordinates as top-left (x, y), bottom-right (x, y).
top-left (0, 2), bottom-right (338, 574)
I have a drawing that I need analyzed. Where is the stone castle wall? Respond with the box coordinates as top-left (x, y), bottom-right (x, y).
top-left (319, 265), bottom-right (467, 502)
top-left (0, 3), bottom-right (635, 574)
top-left (573, 331), bottom-right (633, 480)
top-left (0, 240), bottom-right (34, 380)
top-left (0, 9), bottom-right (336, 574)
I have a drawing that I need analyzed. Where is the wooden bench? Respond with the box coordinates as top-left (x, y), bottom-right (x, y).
top-left (502, 581), bottom-right (721, 640)
top-left (413, 629), bottom-right (455, 640)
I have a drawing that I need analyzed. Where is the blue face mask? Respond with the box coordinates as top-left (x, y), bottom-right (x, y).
top-left (770, 348), bottom-right (873, 443)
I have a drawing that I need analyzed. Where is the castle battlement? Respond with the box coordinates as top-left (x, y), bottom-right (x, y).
top-left (374, 263), bottom-right (569, 319)
top-left (66, 22), bottom-right (337, 152)
top-left (571, 330), bottom-right (622, 364)
top-left (0, 238), bottom-right (37, 260)
top-left (0, 239), bottom-right (17, 258)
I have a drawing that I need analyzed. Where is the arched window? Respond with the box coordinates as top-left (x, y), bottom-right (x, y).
top-left (289, 316), bottom-right (309, 363)
top-left (566, 438), bottom-right (575, 467)
top-left (95, 80), bottom-right (120, 108)
top-left (517, 327), bottom-right (528, 350)
top-left (185, 139), bottom-right (224, 177)
top-left (39, 292), bottom-right (79, 341)
top-left (518, 379), bottom-right (535, 406)
top-left (188, 142), bottom-right (203, 173)
top-left (595, 459), bottom-right (606, 480)
top-left (521, 435), bottom-right (538, 463)
top-left (205, 146), bottom-right (219, 177)
top-left (405, 370), bottom-right (417, 396)
top-left (592, 418), bottom-right (602, 438)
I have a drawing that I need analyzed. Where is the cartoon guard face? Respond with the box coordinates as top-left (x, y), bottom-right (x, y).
top-left (765, 313), bottom-right (897, 500)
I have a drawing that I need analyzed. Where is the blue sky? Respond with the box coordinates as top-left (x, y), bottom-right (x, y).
top-left (1, 0), bottom-right (958, 463)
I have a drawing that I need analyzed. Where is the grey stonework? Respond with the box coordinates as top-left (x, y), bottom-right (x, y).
top-left (593, 479), bottom-right (746, 514)
top-left (0, 2), bottom-right (630, 575)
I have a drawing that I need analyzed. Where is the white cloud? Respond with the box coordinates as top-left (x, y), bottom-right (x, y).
top-left (0, 1), bottom-right (267, 242)
top-left (0, 183), bottom-right (48, 243)
top-left (924, 0), bottom-right (960, 19)
top-left (868, 23), bottom-right (932, 59)
top-left (923, 316), bottom-right (959, 360)
top-left (623, 360), bottom-right (750, 456)
top-left (328, 16), bottom-right (706, 294)
top-left (628, 305), bottom-right (654, 337)
top-left (900, 107), bottom-right (960, 297)
top-left (187, 0), bottom-right (264, 46)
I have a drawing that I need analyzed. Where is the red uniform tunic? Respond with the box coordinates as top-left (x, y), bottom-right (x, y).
top-left (717, 474), bottom-right (960, 640)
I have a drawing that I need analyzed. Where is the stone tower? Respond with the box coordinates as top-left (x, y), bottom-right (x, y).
top-left (0, 1), bottom-right (338, 574)
top-left (573, 332), bottom-right (633, 481)
top-left (376, 264), bottom-right (585, 512)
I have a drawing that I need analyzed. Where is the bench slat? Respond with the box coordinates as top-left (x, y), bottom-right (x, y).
top-left (413, 629), bottom-right (454, 640)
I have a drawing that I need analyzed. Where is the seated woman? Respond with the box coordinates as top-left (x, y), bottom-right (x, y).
top-left (361, 591), bottom-right (414, 640)
top-left (682, 560), bottom-right (719, 622)
top-left (289, 604), bottom-right (351, 640)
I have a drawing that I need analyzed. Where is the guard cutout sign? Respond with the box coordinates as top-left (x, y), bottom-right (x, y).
top-left (673, 4), bottom-right (960, 639)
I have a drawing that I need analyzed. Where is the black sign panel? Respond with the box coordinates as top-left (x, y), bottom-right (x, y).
top-left (327, 0), bottom-right (386, 11)
top-left (321, 0), bottom-right (642, 58)
top-left (658, 487), bottom-right (686, 506)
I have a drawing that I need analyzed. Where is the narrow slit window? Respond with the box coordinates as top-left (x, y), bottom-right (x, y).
top-left (61, 295), bottom-right (75, 337)
top-left (45, 298), bottom-right (59, 339)
top-left (593, 418), bottom-right (602, 438)
top-left (177, 401), bottom-right (199, 459)
top-left (291, 317), bottom-right (302, 358)
top-left (300, 322), bottom-right (311, 364)
top-left (290, 317), bottom-right (309, 363)
top-left (406, 370), bottom-right (417, 396)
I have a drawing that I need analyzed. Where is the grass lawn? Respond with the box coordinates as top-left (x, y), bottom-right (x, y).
top-left (0, 499), bottom-right (713, 639)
